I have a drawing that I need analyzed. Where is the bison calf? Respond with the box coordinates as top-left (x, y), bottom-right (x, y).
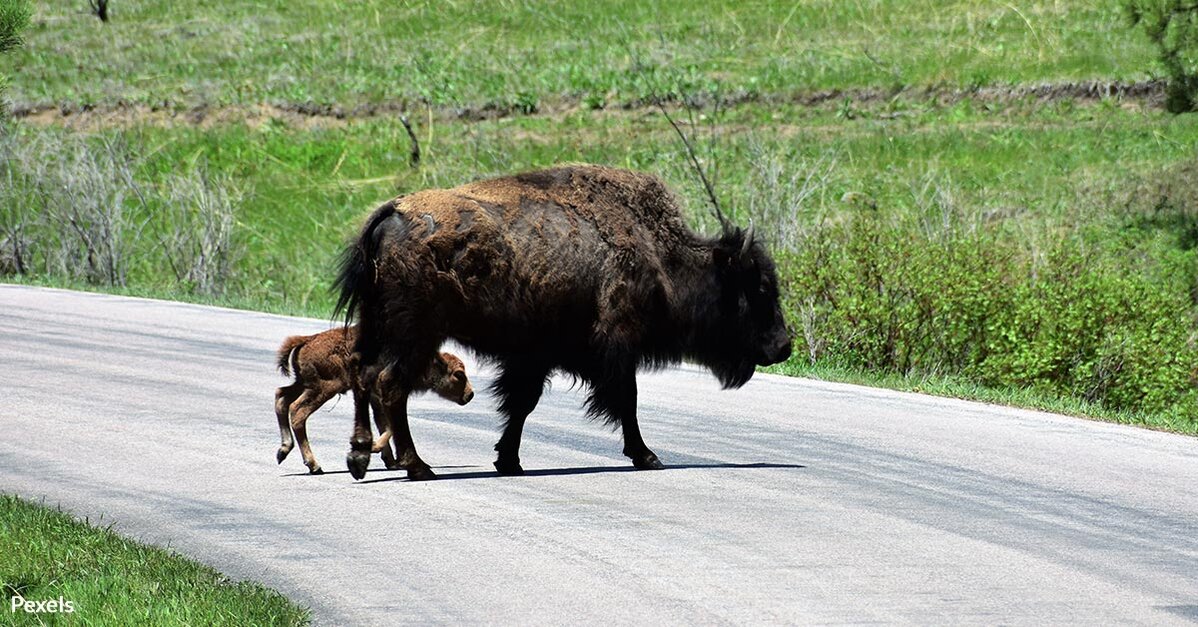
top-left (274, 326), bottom-right (473, 474)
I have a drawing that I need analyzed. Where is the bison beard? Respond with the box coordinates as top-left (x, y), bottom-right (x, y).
top-left (335, 164), bottom-right (791, 480)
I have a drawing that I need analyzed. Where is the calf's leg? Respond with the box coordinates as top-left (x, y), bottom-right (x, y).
top-left (274, 383), bottom-right (303, 463)
top-left (369, 396), bottom-right (399, 469)
top-left (289, 387), bottom-right (337, 474)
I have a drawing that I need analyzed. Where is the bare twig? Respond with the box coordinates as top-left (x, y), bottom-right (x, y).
top-left (400, 115), bottom-right (421, 168)
top-left (656, 100), bottom-right (729, 232)
top-left (88, 0), bottom-right (109, 22)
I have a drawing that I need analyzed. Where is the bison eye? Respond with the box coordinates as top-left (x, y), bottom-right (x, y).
top-left (452, 371), bottom-right (466, 383)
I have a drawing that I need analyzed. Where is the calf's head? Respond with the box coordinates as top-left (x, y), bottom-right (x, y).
top-left (427, 352), bottom-right (474, 405)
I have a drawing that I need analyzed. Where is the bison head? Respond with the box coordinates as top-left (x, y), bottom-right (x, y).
top-left (702, 225), bottom-right (792, 389)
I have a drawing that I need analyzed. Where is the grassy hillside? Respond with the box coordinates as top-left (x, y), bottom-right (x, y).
top-left (7, 0), bottom-right (1159, 110)
top-left (2, 1), bottom-right (1196, 432)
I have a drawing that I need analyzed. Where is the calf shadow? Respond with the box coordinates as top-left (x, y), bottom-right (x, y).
top-left (354, 462), bottom-right (805, 484)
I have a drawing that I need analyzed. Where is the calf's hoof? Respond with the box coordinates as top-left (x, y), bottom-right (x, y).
top-left (631, 452), bottom-right (665, 470)
top-left (406, 465), bottom-right (437, 481)
top-left (308, 466), bottom-right (324, 475)
top-left (493, 459), bottom-right (525, 476)
top-left (276, 448), bottom-right (290, 464)
top-left (346, 450), bottom-right (371, 480)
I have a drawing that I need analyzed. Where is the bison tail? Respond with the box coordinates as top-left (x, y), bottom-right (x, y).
top-left (276, 335), bottom-right (308, 377)
top-left (333, 200), bottom-right (398, 326)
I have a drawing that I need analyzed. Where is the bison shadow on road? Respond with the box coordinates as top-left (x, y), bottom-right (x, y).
top-left (343, 462), bottom-right (805, 483)
top-left (282, 462), bottom-right (804, 482)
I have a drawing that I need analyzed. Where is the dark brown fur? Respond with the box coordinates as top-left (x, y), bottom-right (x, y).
top-left (274, 326), bottom-right (472, 474)
top-left (337, 164), bottom-right (791, 480)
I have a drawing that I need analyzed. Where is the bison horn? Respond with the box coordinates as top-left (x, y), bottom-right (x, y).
top-left (741, 220), bottom-right (755, 257)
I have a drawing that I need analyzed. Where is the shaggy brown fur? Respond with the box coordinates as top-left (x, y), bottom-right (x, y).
top-left (274, 326), bottom-right (472, 474)
top-left (337, 164), bottom-right (791, 480)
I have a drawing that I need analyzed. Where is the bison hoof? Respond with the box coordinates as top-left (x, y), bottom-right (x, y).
top-left (276, 448), bottom-right (290, 464)
top-left (407, 465), bottom-right (437, 481)
top-left (632, 453), bottom-right (665, 470)
top-left (493, 459), bottom-right (524, 476)
top-left (346, 450), bottom-right (371, 480)
top-left (385, 460), bottom-right (404, 471)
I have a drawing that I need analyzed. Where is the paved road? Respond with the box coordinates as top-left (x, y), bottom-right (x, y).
top-left (2, 284), bottom-right (1197, 625)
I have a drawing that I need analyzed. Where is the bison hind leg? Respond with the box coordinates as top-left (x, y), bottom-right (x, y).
top-left (346, 386), bottom-right (374, 480)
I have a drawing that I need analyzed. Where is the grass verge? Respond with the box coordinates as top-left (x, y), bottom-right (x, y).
top-left (0, 494), bottom-right (309, 626)
top-left (769, 361), bottom-right (1198, 436)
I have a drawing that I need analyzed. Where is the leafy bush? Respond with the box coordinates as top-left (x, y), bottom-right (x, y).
top-left (780, 194), bottom-right (1198, 422)
top-left (0, 0), bottom-right (31, 107)
top-left (1126, 0), bottom-right (1198, 113)
top-left (0, 0), bottom-right (29, 54)
top-left (981, 243), bottom-right (1197, 414)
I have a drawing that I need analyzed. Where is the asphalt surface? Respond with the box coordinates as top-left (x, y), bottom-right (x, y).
top-left (2, 284), bottom-right (1197, 625)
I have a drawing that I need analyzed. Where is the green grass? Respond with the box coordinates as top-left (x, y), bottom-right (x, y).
top-left (0, 494), bottom-right (309, 626)
top-left (768, 360), bottom-right (1198, 435)
top-left (7, 0), bottom-right (1162, 110)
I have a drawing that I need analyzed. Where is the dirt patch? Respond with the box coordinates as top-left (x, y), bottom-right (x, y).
top-left (8, 80), bottom-right (1168, 130)
top-left (10, 102), bottom-right (354, 131)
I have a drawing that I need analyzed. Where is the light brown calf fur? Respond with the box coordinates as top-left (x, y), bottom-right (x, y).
top-left (274, 326), bottom-right (473, 474)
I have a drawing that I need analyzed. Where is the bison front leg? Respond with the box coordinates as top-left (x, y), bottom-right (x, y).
top-left (590, 366), bottom-right (664, 470)
top-left (381, 391), bottom-right (436, 481)
top-left (380, 391), bottom-right (439, 481)
top-left (491, 362), bottom-right (549, 476)
top-left (375, 361), bottom-right (435, 480)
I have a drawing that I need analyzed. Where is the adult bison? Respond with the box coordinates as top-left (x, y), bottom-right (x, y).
top-left (335, 164), bottom-right (791, 480)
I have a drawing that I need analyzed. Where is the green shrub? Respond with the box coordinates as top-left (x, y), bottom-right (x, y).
top-left (1126, 0), bottom-right (1198, 113)
top-left (0, 0), bottom-right (31, 106)
top-left (781, 200), bottom-right (1198, 422)
top-left (980, 244), bottom-right (1197, 414)
top-left (0, 0), bottom-right (29, 54)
